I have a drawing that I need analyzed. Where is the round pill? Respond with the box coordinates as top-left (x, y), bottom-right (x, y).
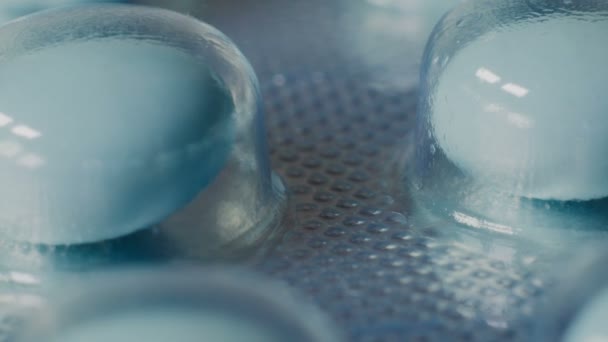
top-left (14, 268), bottom-right (341, 342)
top-left (0, 5), bottom-right (285, 247)
top-left (536, 249), bottom-right (608, 342)
top-left (409, 0), bottom-right (608, 236)
top-left (0, 0), bottom-right (124, 23)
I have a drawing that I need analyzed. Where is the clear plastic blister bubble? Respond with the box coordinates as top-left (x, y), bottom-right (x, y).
top-left (0, 4), bottom-right (286, 268)
top-left (0, 0), bottom-right (126, 24)
top-left (0, 0), bottom-right (600, 341)
top-left (13, 267), bottom-right (341, 342)
top-left (408, 0), bottom-right (608, 243)
top-left (343, 0), bottom-right (464, 89)
top-left (536, 248), bottom-right (608, 342)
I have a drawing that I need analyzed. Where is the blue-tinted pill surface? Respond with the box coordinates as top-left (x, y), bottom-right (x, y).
top-left (0, 9), bottom-right (234, 245)
top-left (15, 269), bottom-right (341, 342)
top-left (412, 0), bottom-right (608, 237)
top-left (0, 0), bottom-right (123, 23)
top-left (563, 286), bottom-right (608, 342)
top-left (431, 13), bottom-right (608, 201)
top-left (54, 309), bottom-right (282, 342)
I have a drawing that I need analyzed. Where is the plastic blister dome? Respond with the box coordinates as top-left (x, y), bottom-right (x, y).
top-left (536, 248), bottom-right (608, 342)
top-left (0, 5), bottom-right (285, 257)
top-left (409, 0), bottom-right (608, 239)
top-left (13, 267), bottom-right (341, 342)
top-left (344, 0), bottom-right (464, 88)
top-left (0, 0), bottom-right (125, 24)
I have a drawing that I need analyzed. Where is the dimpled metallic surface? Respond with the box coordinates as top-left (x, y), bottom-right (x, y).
top-left (256, 72), bottom-right (549, 342)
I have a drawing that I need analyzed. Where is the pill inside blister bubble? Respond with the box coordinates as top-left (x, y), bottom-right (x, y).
top-left (0, 0), bottom-right (124, 24)
top-left (562, 287), bottom-right (608, 342)
top-left (537, 249), bottom-right (608, 341)
top-left (409, 0), bottom-right (608, 238)
top-left (0, 5), bottom-right (285, 251)
top-left (14, 268), bottom-right (340, 342)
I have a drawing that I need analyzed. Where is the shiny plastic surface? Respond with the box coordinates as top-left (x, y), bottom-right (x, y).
top-left (0, 0), bottom-right (124, 24)
top-left (536, 249), bottom-right (608, 342)
top-left (14, 267), bottom-right (340, 342)
top-left (0, 0), bottom-right (601, 341)
top-left (411, 0), bottom-right (608, 240)
top-left (0, 5), bottom-right (285, 258)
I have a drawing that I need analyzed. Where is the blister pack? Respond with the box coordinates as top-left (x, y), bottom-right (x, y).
top-left (0, 1), bottom-right (606, 341)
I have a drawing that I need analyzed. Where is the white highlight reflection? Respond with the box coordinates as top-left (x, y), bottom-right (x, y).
top-left (502, 83), bottom-right (529, 97)
top-left (0, 294), bottom-right (42, 307)
top-left (8, 271), bottom-right (39, 285)
top-left (17, 153), bottom-right (45, 169)
top-left (12, 125), bottom-right (41, 139)
top-left (484, 104), bottom-right (534, 129)
top-left (483, 103), bottom-right (502, 113)
top-left (0, 140), bottom-right (21, 158)
top-left (453, 211), bottom-right (515, 235)
top-left (507, 112), bottom-right (534, 129)
top-left (0, 112), bottom-right (13, 127)
top-left (476, 67), bottom-right (501, 84)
